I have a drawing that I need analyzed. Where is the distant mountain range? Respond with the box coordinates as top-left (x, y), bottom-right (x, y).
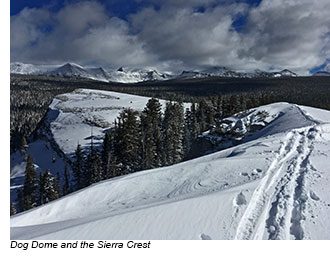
top-left (313, 64), bottom-right (330, 77)
top-left (10, 62), bottom-right (173, 83)
top-left (10, 62), bottom-right (305, 83)
top-left (177, 67), bottom-right (298, 79)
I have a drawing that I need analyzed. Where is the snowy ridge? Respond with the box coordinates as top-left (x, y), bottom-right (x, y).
top-left (10, 62), bottom-right (58, 75)
top-left (10, 62), bottom-right (172, 83)
top-left (10, 96), bottom-right (330, 240)
top-left (11, 62), bottom-right (299, 83)
top-left (177, 67), bottom-right (298, 80)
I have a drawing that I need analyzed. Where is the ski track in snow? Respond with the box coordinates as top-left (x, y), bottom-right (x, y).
top-left (234, 106), bottom-right (320, 240)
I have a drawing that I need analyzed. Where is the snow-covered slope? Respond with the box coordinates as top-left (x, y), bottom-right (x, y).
top-left (10, 89), bottom-right (190, 201)
top-left (47, 63), bottom-right (109, 82)
top-left (47, 89), bottom-right (189, 156)
top-left (10, 100), bottom-right (330, 240)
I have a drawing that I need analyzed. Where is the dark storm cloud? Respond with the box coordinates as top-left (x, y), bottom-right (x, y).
top-left (10, 0), bottom-right (330, 73)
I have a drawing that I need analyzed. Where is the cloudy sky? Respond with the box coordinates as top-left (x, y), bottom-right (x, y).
top-left (10, 0), bottom-right (330, 74)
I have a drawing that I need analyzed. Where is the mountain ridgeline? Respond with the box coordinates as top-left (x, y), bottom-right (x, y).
top-left (11, 62), bottom-right (301, 84)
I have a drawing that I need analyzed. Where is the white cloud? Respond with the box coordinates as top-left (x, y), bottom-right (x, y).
top-left (130, 3), bottom-right (248, 69)
top-left (10, 0), bottom-right (330, 74)
top-left (10, 1), bottom-right (155, 68)
top-left (239, 0), bottom-right (330, 73)
top-left (11, 8), bottom-right (52, 51)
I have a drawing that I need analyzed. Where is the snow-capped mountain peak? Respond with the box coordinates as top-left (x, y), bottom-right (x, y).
top-left (273, 69), bottom-right (297, 77)
top-left (11, 62), bottom-right (300, 82)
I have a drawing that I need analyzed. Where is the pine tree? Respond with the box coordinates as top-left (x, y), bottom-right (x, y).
top-left (214, 93), bottom-right (223, 122)
top-left (115, 108), bottom-right (141, 175)
top-left (24, 195), bottom-right (33, 211)
top-left (183, 108), bottom-right (192, 157)
top-left (140, 98), bottom-right (162, 169)
top-left (63, 161), bottom-right (70, 196)
top-left (23, 155), bottom-right (38, 209)
top-left (42, 170), bottom-right (60, 203)
top-left (197, 99), bottom-right (207, 133)
top-left (73, 144), bottom-right (84, 190)
top-left (39, 170), bottom-right (45, 205)
top-left (162, 102), bottom-right (184, 165)
top-left (54, 172), bottom-right (61, 198)
top-left (10, 202), bottom-right (16, 216)
top-left (102, 130), bottom-right (118, 179)
top-left (198, 98), bottom-right (215, 131)
top-left (21, 136), bottom-right (28, 159)
top-left (84, 147), bottom-right (103, 186)
top-left (16, 188), bottom-right (24, 213)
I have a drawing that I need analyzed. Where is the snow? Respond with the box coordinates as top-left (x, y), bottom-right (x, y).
top-left (177, 67), bottom-right (298, 80)
top-left (11, 62), bottom-right (299, 83)
top-left (10, 62), bottom-right (58, 75)
top-left (10, 89), bottom-right (189, 202)
top-left (10, 62), bottom-right (172, 83)
top-left (10, 96), bottom-right (330, 239)
top-left (47, 89), bottom-right (190, 156)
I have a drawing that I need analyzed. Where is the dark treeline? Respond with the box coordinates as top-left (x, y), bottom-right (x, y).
top-left (11, 74), bottom-right (330, 154)
top-left (12, 91), bottom-right (279, 214)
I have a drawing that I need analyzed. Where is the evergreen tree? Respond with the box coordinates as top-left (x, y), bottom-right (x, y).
top-left (73, 144), bottom-right (84, 190)
top-left (63, 161), bottom-right (70, 195)
top-left (39, 170), bottom-right (45, 205)
top-left (115, 108), bottom-right (141, 175)
top-left (84, 147), bottom-right (103, 186)
top-left (42, 170), bottom-right (60, 203)
top-left (197, 99), bottom-right (207, 132)
top-left (10, 202), bottom-right (16, 216)
top-left (162, 102), bottom-right (184, 165)
top-left (54, 172), bottom-right (61, 198)
top-left (214, 93), bottom-right (223, 122)
top-left (102, 130), bottom-right (118, 179)
top-left (23, 155), bottom-right (38, 209)
top-left (228, 95), bottom-right (241, 115)
top-left (140, 98), bottom-right (162, 169)
top-left (24, 195), bottom-right (33, 211)
top-left (239, 94), bottom-right (247, 112)
top-left (183, 108), bottom-right (192, 157)
top-left (16, 188), bottom-right (24, 213)
top-left (21, 136), bottom-right (28, 159)
top-left (190, 103), bottom-right (200, 138)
